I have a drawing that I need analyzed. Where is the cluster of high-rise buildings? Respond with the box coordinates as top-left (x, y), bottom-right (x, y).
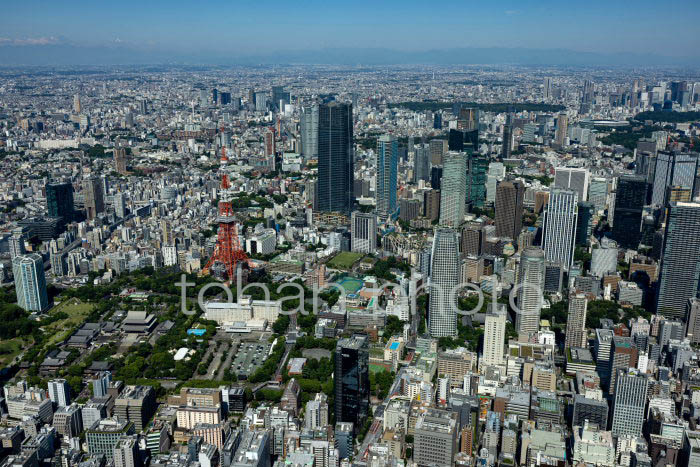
top-left (1, 65), bottom-right (700, 466)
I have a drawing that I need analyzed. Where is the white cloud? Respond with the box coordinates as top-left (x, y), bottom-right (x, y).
top-left (0, 37), bottom-right (61, 46)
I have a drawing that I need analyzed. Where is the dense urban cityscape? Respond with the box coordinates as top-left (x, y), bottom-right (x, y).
top-left (1, 13), bottom-right (700, 467)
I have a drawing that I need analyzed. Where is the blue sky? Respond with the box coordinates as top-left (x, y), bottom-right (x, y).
top-left (1, 0), bottom-right (698, 58)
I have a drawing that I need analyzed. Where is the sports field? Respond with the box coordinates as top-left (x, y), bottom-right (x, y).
top-left (327, 251), bottom-right (363, 270)
top-left (337, 276), bottom-right (364, 294)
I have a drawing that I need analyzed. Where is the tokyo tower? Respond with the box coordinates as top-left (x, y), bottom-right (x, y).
top-left (203, 146), bottom-right (249, 279)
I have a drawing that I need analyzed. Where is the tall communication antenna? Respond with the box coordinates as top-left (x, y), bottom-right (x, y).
top-left (203, 143), bottom-right (249, 279)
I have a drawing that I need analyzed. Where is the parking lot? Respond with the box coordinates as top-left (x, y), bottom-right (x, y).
top-left (231, 341), bottom-right (271, 380)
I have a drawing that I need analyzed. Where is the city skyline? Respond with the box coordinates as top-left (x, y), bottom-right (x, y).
top-left (2, 14), bottom-right (700, 463)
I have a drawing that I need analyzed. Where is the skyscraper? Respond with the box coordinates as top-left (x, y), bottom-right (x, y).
top-left (457, 107), bottom-right (479, 131)
top-left (9, 232), bottom-right (26, 259)
top-left (431, 166), bottom-right (443, 190)
top-left (335, 335), bottom-right (369, 429)
top-left (439, 152), bottom-right (467, 228)
top-left (48, 379), bottom-right (71, 407)
top-left (199, 89), bottom-right (209, 108)
top-left (565, 294), bottom-right (588, 349)
top-left (271, 85), bottom-right (289, 109)
top-left (429, 229), bottom-right (460, 338)
top-left (414, 143), bottom-right (431, 184)
top-left (588, 177), bottom-right (608, 212)
top-left (612, 175), bottom-right (646, 249)
top-left (461, 223), bottom-right (484, 257)
top-left (305, 393), bottom-right (328, 430)
top-left (73, 94), bottom-right (81, 114)
top-left (433, 113), bottom-right (442, 129)
top-left (494, 180), bottom-right (525, 242)
top-left (300, 104), bottom-right (319, 160)
top-left (651, 152), bottom-right (699, 206)
top-left (254, 91), bottom-right (268, 111)
top-left (608, 337), bottom-right (638, 394)
top-left (483, 306), bottom-right (506, 368)
top-left (46, 181), bottom-right (74, 220)
top-left (84, 176), bottom-right (105, 220)
top-left (686, 299), bottom-right (700, 345)
top-left (12, 253), bottom-right (49, 312)
top-left (555, 113), bottom-right (568, 147)
top-left (317, 102), bottom-right (353, 213)
top-left (656, 202), bottom-right (700, 319)
top-left (376, 135), bottom-right (398, 219)
top-left (114, 192), bottom-right (127, 219)
top-left (516, 247), bottom-right (545, 336)
top-left (575, 201), bottom-right (594, 246)
top-left (113, 147), bottom-right (128, 175)
top-left (651, 152), bottom-right (674, 206)
top-left (429, 139), bottom-right (447, 166)
top-left (466, 154), bottom-right (488, 210)
top-left (264, 128), bottom-right (276, 157)
top-left (669, 153), bottom-right (698, 196)
top-left (501, 117), bottom-right (513, 159)
top-left (611, 369), bottom-right (648, 438)
top-left (351, 211), bottom-right (377, 254)
top-left (486, 162), bottom-right (506, 204)
top-left (542, 189), bottom-right (578, 270)
top-left (414, 409), bottom-right (459, 467)
top-left (543, 78), bottom-right (552, 100)
top-left (93, 371), bottom-right (112, 398)
top-left (554, 167), bottom-right (590, 202)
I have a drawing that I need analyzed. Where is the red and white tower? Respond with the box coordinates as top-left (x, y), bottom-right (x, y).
top-left (203, 146), bottom-right (248, 279)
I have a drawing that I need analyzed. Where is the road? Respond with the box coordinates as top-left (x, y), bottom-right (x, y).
top-left (216, 341), bottom-right (238, 380)
top-left (355, 369), bottom-right (404, 465)
top-left (206, 342), bottom-right (227, 379)
top-left (274, 342), bottom-right (294, 381)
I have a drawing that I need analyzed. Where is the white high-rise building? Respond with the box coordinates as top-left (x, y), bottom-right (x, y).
top-left (588, 177), bottom-right (608, 213)
top-left (429, 229), bottom-right (460, 337)
top-left (351, 211), bottom-right (377, 253)
top-left (555, 167), bottom-right (590, 201)
top-left (9, 234), bottom-right (26, 259)
top-left (162, 245), bottom-right (178, 267)
top-left (439, 152), bottom-right (467, 228)
top-left (542, 189), bottom-right (579, 271)
top-left (483, 306), bottom-right (506, 368)
top-left (376, 134), bottom-right (398, 220)
top-left (516, 247), bottom-right (545, 336)
top-left (591, 242), bottom-right (618, 278)
top-left (611, 369), bottom-right (648, 438)
top-left (48, 379), bottom-right (71, 407)
top-left (113, 436), bottom-right (138, 467)
top-left (92, 372), bottom-right (111, 398)
top-left (300, 104), bottom-right (319, 160)
top-left (486, 162), bottom-right (506, 204)
top-left (114, 192), bottom-right (127, 218)
top-left (305, 393), bottom-right (329, 430)
top-left (13, 253), bottom-right (49, 312)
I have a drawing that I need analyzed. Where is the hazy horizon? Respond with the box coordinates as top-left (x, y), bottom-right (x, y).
top-left (1, 0), bottom-right (699, 66)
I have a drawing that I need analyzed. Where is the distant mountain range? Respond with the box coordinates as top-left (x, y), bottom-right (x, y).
top-left (0, 44), bottom-right (694, 67)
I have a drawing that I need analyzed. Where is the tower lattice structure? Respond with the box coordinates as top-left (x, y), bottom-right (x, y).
top-left (203, 146), bottom-right (248, 279)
